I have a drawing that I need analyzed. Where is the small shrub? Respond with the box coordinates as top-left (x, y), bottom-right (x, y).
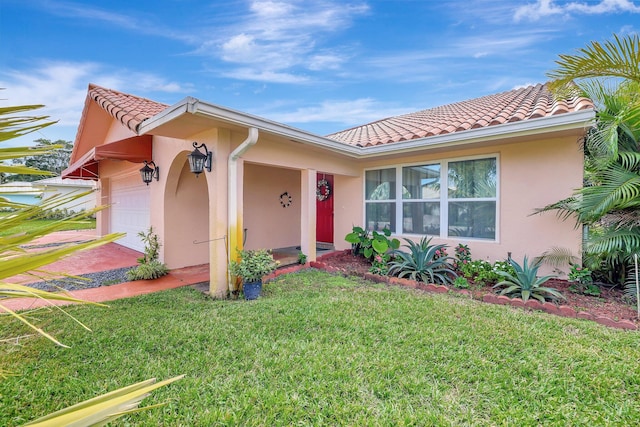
top-left (369, 254), bottom-right (390, 275)
top-left (298, 252), bottom-right (307, 265)
top-left (459, 259), bottom-right (515, 286)
top-left (127, 260), bottom-right (169, 281)
top-left (570, 282), bottom-right (601, 297)
top-left (229, 248), bottom-right (279, 283)
top-left (454, 243), bottom-right (471, 268)
top-left (127, 227), bottom-right (169, 281)
top-left (453, 276), bottom-right (470, 289)
top-left (388, 237), bottom-right (456, 285)
top-left (345, 226), bottom-right (400, 260)
top-left (567, 263), bottom-right (600, 295)
top-left (493, 256), bottom-right (565, 303)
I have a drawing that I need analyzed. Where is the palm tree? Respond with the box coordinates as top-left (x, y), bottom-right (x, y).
top-left (542, 34), bottom-right (640, 285)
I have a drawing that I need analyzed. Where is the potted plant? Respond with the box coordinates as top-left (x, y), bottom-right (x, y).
top-left (229, 248), bottom-right (279, 300)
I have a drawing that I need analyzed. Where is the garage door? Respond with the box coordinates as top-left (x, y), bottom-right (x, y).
top-left (111, 173), bottom-right (150, 252)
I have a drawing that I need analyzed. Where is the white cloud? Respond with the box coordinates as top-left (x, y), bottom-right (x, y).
top-left (210, 0), bottom-right (369, 80)
top-left (0, 61), bottom-right (190, 145)
top-left (512, 82), bottom-right (537, 90)
top-left (307, 53), bottom-right (345, 71)
top-left (220, 68), bottom-right (309, 84)
top-left (259, 98), bottom-right (413, 128)
top-left (566, 0), bottom-right (640, 14)
top-left (619, 24), bottom-right (639, 34)
top-left (37, 0), bottom-right (196, 43)
top-left (515, 0), bottom-right (640, 22)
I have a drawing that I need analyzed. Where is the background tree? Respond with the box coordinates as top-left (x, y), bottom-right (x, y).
top-left (6, 138), bottom-right (73, 182)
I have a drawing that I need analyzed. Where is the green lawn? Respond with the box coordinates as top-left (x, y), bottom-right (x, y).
top-left (0, 215), bottom-right (95, 236)
top-left (1, 270), bottom-right (639, 426)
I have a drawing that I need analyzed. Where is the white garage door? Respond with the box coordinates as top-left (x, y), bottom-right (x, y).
top-left (111, 173), bottom-right (150, 252)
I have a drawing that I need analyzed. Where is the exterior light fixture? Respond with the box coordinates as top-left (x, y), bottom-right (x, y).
top-left (140, 160), bottom-right (159, 185)
top-left (187, 142), bottom-right (212, 176)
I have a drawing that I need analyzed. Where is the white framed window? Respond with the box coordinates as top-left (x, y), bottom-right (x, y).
top-left (364, 155), bottom-right (498, 240)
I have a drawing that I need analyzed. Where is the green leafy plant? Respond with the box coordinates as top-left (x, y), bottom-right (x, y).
top-left (229, 248), bottom-right (279, 283)
top-left (345, 226), bottom-right (400, 260)
top-left (388, 237), bottom-right (456, 285)
top-left (454, 243), bottom-right (471, 267)
top-left (127, 259), bottom-right (169, 281)
top-left (453, 276), bottom-right (470, 289)
top-left (127, 227), bottom-right (169, 281)
top-left (369, 253), bottom-right (390, 275)
top-left (459, 259), bottom-right (516, 286)
top-left (345, 226), bottom-right (370, 256)
top-left (493, 256), bottom-right (565, 302)
top-left (298, 251), bottom-right (307, 265)
top-left (568, 263), bottom-right (600, 296)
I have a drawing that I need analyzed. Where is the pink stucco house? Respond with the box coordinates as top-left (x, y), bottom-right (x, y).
top-left (63, 83), bottom-right (594, 297)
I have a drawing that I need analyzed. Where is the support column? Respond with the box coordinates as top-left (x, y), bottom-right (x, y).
top-left (96, 178), bottom-right (110, 237)
top-left (301, 169), bottom-right (317, 261)
top-left (209, 129), bottom-right (231, 298)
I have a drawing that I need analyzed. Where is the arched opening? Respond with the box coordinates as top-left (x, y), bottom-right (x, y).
top-left (163, 152), bottom-right (210, 268)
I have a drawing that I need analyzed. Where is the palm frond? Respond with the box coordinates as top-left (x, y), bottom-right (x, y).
top-left (548, 34), bottom-right (640, 88)
top-left (24, 375), bottom-right (185, 426)
top-left (578, 163), bottom-right (640, 222)
top-left (585, 227), bottom-right (640, 256)
top-left (534, 247), bottom-right (579, 269)
top-left (532, 196), bottom-right (581, 224)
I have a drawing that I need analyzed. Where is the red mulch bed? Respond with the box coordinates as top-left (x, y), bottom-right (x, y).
top-left (320, 251), bottom-right (639, 326)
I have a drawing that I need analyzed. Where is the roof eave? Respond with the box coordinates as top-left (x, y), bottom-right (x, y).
top-left (137, 98), bottom-right (364, 157)
top-left (138, 98), bottom-right (595, 160)
top-left (355, 109), bottom-right (596, 158)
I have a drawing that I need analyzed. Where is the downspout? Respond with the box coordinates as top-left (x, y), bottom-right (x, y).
top-left (227, 127), bottom-right (259, 294)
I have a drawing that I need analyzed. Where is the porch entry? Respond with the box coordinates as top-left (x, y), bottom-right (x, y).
top-left (316, 173), bottom-right (334, 245)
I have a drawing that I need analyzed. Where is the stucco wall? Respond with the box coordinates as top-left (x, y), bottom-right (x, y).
top-left (333, 174), bottom-right (363, 251)
top-left (243, 163), bottom-right (302, 250)
top-left (87, 107), bottom-right (584, 287)
top-left (163, 158), bottom-right (210, 268)
top-left (357, 133), bottom-right (584, 275)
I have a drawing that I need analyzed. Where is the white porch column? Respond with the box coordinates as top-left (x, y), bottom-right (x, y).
top-left (301, 169), bottom-right (317, 261)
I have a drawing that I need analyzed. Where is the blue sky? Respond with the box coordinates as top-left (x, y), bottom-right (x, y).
top-left (1, 0), bottom-right (639, 147)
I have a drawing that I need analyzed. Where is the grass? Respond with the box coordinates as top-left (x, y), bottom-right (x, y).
top-left (1, 270), bottom-right (639, 425)
top-left (0, 215), bottom-right (96, 236)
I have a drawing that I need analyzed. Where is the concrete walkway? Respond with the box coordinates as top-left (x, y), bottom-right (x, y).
top-left (4, 230), bottom-right (210, 312)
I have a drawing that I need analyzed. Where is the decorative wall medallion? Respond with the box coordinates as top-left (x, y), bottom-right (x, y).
top-left (280, 191), bottom-right (292, 208)
top-left (316, 178), bottom-right (331, 201)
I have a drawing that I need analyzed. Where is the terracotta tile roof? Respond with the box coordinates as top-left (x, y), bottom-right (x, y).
top-left (326, 83), bottom-right (594, 147)
top-left (88, 84), bottom-right (168, 133)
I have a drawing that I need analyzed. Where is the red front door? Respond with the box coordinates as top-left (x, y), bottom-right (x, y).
top-left (316, 173), bottom-right (334, 243)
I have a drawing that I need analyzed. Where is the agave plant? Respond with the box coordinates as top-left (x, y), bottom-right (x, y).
top-left (388, 237), bottom-right (456, 285)
top-left (493, 256), bottom-right (565, 303)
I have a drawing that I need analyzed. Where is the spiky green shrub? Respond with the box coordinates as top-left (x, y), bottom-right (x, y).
top-left (493, 256), bottom-right (565, 302)
top-left (126, 227), bottom-right (169, 281)
top-left (388, 237), bottom-right (456, 285)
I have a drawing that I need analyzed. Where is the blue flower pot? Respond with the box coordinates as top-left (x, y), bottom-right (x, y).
top-left (243, 280), bottom-right (262, 300)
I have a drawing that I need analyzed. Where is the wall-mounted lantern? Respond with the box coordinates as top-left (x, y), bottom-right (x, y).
top-left (188, 142), bottom-right (212, 176)
top-left (140, 160), bottom-right (159, 185)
